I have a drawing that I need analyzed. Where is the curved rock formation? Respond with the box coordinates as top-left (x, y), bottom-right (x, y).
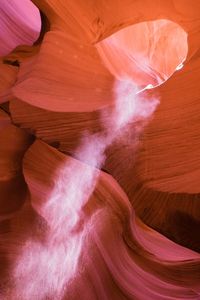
top-left (0, 0), bottom-right (200, 299)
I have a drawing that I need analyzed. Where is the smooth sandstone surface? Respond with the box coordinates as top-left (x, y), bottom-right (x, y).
top-left (0, 0), bottom-right (200, 299)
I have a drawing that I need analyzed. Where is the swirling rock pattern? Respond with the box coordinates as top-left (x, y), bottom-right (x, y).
top-left (0, 1), bottom-right (200, 299)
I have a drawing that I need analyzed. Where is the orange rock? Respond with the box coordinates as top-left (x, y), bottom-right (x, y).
top-left (0, 109), bottom-right (33, 217)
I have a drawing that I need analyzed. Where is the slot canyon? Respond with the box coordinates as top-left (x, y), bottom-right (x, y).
top-left (0, 0), bottom-right (200, 299)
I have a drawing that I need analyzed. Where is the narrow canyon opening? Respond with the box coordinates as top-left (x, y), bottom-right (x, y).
top-left (96, 19), bottom-right (188, 90)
